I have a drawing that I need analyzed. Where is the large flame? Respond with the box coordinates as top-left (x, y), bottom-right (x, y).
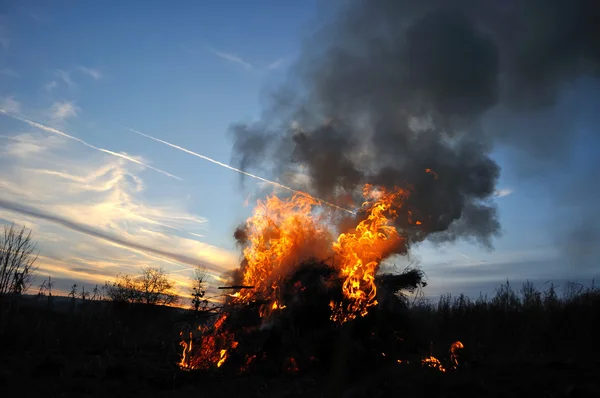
top-left (331, 184), bottom-right (409, 323)
top-left (179, 183), bottom-right (419, 370)
top-left (234, 191), bottom-right (333, 316)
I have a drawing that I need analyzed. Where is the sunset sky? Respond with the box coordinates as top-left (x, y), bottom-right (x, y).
top-left (1, 1), bottom-right (598, 302)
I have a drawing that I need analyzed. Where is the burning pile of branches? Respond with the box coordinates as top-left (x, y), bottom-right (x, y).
top-left (178, 183), bottom-right (466, 375)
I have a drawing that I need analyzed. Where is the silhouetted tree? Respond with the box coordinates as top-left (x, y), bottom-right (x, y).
top-left (104, 274), bottom-right (140, 303)
top-left (105, 266), bottom-right (178, 306)
top-left (0, 223), bottom-right (38, 295)
top-left (91, 284), bottom-right (103, 301)
top-left (138, 266), bottom-right (178, 305)
top-left (190, 268), bottom-right (209, 311)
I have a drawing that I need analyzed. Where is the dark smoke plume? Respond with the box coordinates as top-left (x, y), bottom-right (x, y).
top-left (230, 0), bottom-right (600, 257)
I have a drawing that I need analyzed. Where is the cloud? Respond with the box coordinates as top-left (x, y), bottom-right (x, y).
top-left (0, 133), bottom-right (62, 158)
top-left (56, 69), bottom-right (74, 87)
top-left (0, 198), bottom-right (229, 274)
top-left (208, 46), bottom-right (254, 70)
top-left (45, 70), bottom-right (74, 91)
top-left (1, 111), bottom-right (181, 180)
top-left (49, 101), bottom-right (80, 121)
top-left (77, 66), bottom-right (103, 80)
top-left (0, 96), bottom-right (21, 113)
top-left (266, 56), bottom-right (289, 70)
top-left (494, 189), bottom-right (514, 198)
top-left (0, 135), bottom-right (238, 292)
top-left (45, 81), bottom-right (58, 91)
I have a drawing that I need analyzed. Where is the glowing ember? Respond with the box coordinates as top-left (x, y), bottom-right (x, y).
top-left (421, 356), bottom-right (446, 372)
top-left (419, 341), bottom-right (465, 372)
top-left (285, 357), bottom-right (299, 374)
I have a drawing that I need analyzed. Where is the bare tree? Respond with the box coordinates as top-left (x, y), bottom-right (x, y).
top-left (0, 223), bottom-right (38, 295)
top-left (138, 266), bottom-right (178, 305)
top-left (105, 266), bottom-right (178, 306)
top-left (104, 274), bottom-right (141, 303)
top-left (190, 267), bottom-right (209, 311)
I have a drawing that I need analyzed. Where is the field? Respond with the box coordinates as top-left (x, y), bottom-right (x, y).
top-left (1, 280), bottom-right (599, 398)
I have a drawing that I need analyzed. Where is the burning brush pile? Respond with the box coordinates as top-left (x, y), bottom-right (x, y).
top-left (178, 184), bottom-right (462, 376)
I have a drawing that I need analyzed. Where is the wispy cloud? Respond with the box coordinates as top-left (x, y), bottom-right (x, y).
top-left (208, 46), bottom-right (254, 70)
top-left (0, 96), bottom-right (21, 113)
top-left (0, 133), bottom-right (62, 158)
top-left (49, 100), bottom-right (80, 121)
top-left (77, 66), bottom-right (103, 80)
top-left (45, 69), bottom-right (74, 91)
top-left (494, 188), bottom-right (514, 198)
top-left (0, 135), bottom-right (237, 290)
top-left (45, 81), bottom-right (58, 91)
top-left (0, 111), bottom-right (181, 180)
top-left (0, 198), bottom-right (227, 274)
top-left (266, 56), bottom-right (289, 70)
top-left (56, 69), bottom-right (74, 87)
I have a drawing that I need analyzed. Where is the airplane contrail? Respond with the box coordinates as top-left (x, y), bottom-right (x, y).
top-left (0, 110), bottom-right (181, 181)
top-left (125, 127), bottom-right (355, 214)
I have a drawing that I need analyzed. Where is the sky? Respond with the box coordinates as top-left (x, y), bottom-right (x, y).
top-left (1, 1), bottom-right (598, 303)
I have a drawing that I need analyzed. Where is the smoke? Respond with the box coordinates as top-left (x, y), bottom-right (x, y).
top-left (230, 0), bottom-right (600, 260)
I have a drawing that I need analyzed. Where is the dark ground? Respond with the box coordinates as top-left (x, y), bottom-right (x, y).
top-left (1, 281), bottom-right (599, 398)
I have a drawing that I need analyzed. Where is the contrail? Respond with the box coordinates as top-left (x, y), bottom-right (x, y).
top-left (0, 110), bottom-right (181, 181)
top-left (125, 127), bottom-right (355, 214)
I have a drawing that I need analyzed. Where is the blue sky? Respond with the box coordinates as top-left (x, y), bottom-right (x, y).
top-left (1, 1), bottom-right (597, 301)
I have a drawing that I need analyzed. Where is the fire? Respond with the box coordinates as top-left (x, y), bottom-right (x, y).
top-left (178, 331), bottom-right (193, 370)
top-left (419, 341), bottom-right (464, 372)
top-left (449, 340), bottom-right (464, 368)
top-left (178, 314), bottom-right (238, 370)
top-left (234, 191), bottom-right (333, 315)
top-left (330, 184), bottom-right (409, 323)
top-left (216, 349), bottom-right (228, 368)
top-left (178, 183), bottom-right (427, 370)
top-left (421, 356), bottom-right (446, 372)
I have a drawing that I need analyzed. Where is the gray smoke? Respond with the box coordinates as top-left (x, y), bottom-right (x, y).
top-left (230, 0), bottom-right (600, 257)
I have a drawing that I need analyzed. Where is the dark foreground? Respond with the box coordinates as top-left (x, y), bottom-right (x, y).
top-left (2, 349), bottom-right (599, 398)
top-left (1, 281), bottom-right (599, 398)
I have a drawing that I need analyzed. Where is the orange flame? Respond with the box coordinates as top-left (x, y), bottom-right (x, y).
top-left (179, 184), bottom-right (422, 369)
top-left (178, 314), bottom-right (238, 370)
top-left (331, 184), bottom-right (409, 323)
top-left (419, 341), bottom-right (464, 372)
top-left (235, 191), bottom-right (333, 315)
top-left (449, 340), bottom-right (464, 369)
